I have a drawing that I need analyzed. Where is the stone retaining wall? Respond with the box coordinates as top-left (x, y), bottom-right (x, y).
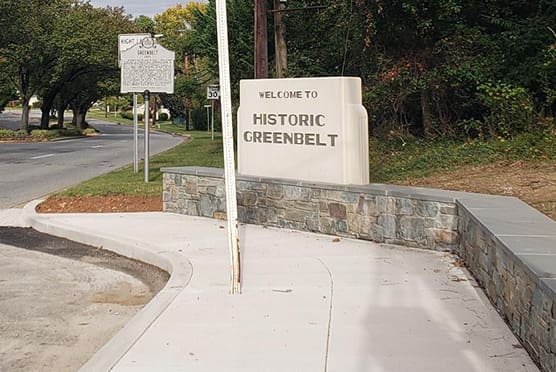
top-left (162, 166), bottom-right (556, 371)
top-left (457, 197), bottom-right (556, 371)
top-left (162, 167), bottom-right (460, 251)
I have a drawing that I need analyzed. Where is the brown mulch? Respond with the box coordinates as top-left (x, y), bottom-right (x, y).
top-left (37, 195), bottom-right (162, 214)
top-left (0, 138), bottom-right (50, 143)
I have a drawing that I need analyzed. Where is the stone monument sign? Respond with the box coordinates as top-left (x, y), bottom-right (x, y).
top-left (238, 77), bottom-right (369, 185)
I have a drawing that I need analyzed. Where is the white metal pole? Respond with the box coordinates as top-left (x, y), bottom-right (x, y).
top-left (215, 0), bottom-right (241, 294)
top-left (211, 100), bottom-right (215, 142)
top-left (144, 90), bottom-right (150, 183)
top-left (133, 93), bottom-right (138, 173)
top-left (206, 105), bottom-right (210, 132)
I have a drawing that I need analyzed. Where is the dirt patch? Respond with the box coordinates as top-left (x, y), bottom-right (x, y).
top-left (37, 195), bottom-right (162, 213)
top-left (396, 160), bottom-right (556, 220)
top-left (0, 227), bottom-right (169, 372)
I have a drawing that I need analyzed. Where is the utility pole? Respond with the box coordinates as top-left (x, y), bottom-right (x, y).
top-left (273, 0), bottom-right (287, 78)
top-left (254, 0), bottom-right (268, 78)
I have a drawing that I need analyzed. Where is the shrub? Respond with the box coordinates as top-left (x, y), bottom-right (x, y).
top-left (30, 129), bottom-right (58, 138)
top-left (82, 128), bottom-right (97, 135)
top-left (120, 111), bottom-right (133, 120)
top-left (62, 128), bottom-right (82, 137)
top-left (0, 129), bottom-right (28, 138)
top-left (477, 82), bottom-right (534, 139)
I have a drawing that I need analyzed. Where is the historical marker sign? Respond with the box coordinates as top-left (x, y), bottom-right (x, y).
top-left (118, 33), bottom-right (150, 64)
top-left (238, 77), bottom-right (369, 185)
top-left (120, 36), bottom-right (175, 94)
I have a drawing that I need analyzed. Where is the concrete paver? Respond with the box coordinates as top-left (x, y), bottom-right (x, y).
top-left (21, 203), bottom-right (538, 372)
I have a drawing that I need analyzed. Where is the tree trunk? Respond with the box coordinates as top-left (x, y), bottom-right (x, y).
top-left (72, 108), bottom-right (86, 130)
top-left (185, 97), bottom-right (191, 131)
top-left (18, 67), bottom-right (31, 131)
top-left (21, 97), bottom-right (31, 131)
top-left (273, 0), bottom-right (287, 78)
top-left (40, 104), bottom-right (52, 129)
top-left (254, 0), bottom-right (269, 78)
top-left (56, 104), bottom-right (66, 128)
top-left (421, 89), bottom-right (433, 138)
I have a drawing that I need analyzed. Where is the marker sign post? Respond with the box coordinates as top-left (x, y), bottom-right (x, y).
top-left (118, 33), bottom-right (149, 173)
top-left (120, 35), bottom-right (175, 182)
top-left (207, 85), bottom-right (220, 141)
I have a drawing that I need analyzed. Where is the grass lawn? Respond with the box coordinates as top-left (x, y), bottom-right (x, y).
top-left (370, 130), bottom-right (556, 182)
top-left (56, 125), bottom-right (556, 202)
top-left (57, 130), bottom-right (223, 197)
top-left (87, 110), bottom-right (189, 136)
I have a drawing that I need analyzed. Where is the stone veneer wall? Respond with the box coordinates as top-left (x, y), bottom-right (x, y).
top-left (457, 198), bottom-right (556, 372)
top-left (162, 166), bottom-right (556, 371)
top-left (162, 167), bottom-right (460, 251)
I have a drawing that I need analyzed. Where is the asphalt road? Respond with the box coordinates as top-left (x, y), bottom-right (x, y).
top-left (0, 115), bottom-right (183, 208)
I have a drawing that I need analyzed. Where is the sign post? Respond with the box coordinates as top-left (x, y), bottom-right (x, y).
top-left (211, 101), bottom-right (215, 141)
top-left (215, 1), bottom-right (241, 294)
top-left (120, 35), bottom-right (175, 183)
top-left (118, 34), bottom-right (150, 174)
top-left (204, 104), bottom-right (211, 133)
top-left (133, 93), bottom-right (139, 173)
top-left (143, 90), bottom-right (150, 182)
top-left (207, 85), bottom-right (220, 141)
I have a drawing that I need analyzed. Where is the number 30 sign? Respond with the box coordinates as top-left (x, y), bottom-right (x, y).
top-left (207, 85), bottom-right (220, 100)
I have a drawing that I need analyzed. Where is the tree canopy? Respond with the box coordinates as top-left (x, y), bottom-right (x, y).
top-left (0, 0), bottom-right (136, 129)
top-left (1, 0), bottom-right (554, 138)
top-left (182, 0), bottom-right (556, 138)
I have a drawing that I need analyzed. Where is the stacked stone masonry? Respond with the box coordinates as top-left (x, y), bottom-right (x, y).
top-left (162, 166), bottom-right (556, 371)
top-left (163, 169), bottom-right (459, 252)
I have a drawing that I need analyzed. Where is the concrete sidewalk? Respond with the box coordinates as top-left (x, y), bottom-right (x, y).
top-left (13, 201), bottom-right (539, 371)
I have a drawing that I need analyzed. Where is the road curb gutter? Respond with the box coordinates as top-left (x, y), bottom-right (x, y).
top-left (22, 200), bottom-right (193, 372)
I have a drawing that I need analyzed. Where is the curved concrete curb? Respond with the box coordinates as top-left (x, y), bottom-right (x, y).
top-left (22, 200), bottom-right (193, 372)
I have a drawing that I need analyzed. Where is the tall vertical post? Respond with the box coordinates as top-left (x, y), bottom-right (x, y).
top-left (211, 100), bottom-right (215, 141)
top-left (215, 0), bottom-right (241, 294)
top-left (274, 0), bottom-right (287, 78)
top-left (143, 90), bottom-right (150, 183)
top-left (205, 104), bottom-right (210, 132)
top-left (254, 0), bottom-right (268, 78)
top-left (133, 93), bottom-right (139, 173)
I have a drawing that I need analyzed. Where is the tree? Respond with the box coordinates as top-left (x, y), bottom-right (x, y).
top-left (189, 0), bottom-right (254, 102)
top-left (54, 5), bottom-right (135, 128)
top-left (134, 15), bottom-right (156, 34)
top-left (0, 0), bottom-right (72, 130)
top-left (0, 68), bottom-right (16, 113)
top-left (155, 2), bottom-right (209, 130)
top-left (41, 4), bottom-right (135, 128)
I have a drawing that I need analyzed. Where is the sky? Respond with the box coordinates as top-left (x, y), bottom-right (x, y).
top-left (88, 0), bottom-right (195, 18)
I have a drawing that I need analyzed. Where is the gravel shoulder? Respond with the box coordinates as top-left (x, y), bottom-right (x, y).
top-left (0, 227), bottom-right (169, 372)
